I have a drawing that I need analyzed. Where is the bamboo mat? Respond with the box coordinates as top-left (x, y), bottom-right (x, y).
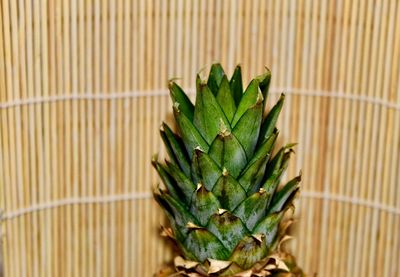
top-left (0, 0), bottom-right (399, 276)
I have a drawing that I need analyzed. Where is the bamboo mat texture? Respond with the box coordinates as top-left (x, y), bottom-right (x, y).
top-left (0, 0), bottom-right (399, 276)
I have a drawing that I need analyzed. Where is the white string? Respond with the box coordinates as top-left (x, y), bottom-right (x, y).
top-left (301, 191), bottom-right (400, 216)
top-left (1, 190), bottom-right (398, 221)
top-left (286, 88), bottom-right (400, 110)
top-left (0, 89), bottom-right (175, 109)
top-left (0, 88), bottom-right (399, 110)
top-left (0, 192), bottom-right (152, 221)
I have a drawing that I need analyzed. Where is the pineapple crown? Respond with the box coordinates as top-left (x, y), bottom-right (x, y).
top-left (153, 64), bottom-right (301, 274)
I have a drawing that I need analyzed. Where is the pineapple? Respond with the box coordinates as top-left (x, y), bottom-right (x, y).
top-left (153, 64), bottom-right (303, 276)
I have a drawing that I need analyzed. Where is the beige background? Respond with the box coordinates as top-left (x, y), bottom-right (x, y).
top-left (0, 0), bottom-right (399, 276)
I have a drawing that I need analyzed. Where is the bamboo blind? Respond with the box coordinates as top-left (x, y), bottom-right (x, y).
top-left (0, 0), bottom-right (399, 276)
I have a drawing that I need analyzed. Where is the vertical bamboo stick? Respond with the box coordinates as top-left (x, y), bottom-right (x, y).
top-left (0, 2), bottom-right (5, 271)
top-left (288, 0), bottom-right (303, 259)
top-left (15, 0), bottom-right (31, 275)
top-left (101, 0), bottom-right (110, 275)
top-left (115, 0), bottom-right (124, 274)
top-left (296, 0), bottom-right (311, 270)
top-left (47, 0), bottom-right (59, 275)
top-left (55, 0), bottom-right (65, 275)
top-left (69, 1), bottom-right (80, 275)
top-left (85, 1), bottom-right (95, 276)
top-left (122, 0), bottom-right (132, 273)
top-left (108, 0), bottom-right (117, 275)
top-left (387, 5), bottom-right (400, 276)
top-left (7, 0), bottom-right (23, 275)
top-left (39, 0), bottom-right (52, 275)
top-left (78, 0), bottom-right (87, 274)
top-left (144, 0), bottom-right (153, 272)
top-left (377, 2), bottom-right (397, 274)
top-left (93, 1), bottom-right (102, 275)
top-left (0, 1), bottom-right (12, 275)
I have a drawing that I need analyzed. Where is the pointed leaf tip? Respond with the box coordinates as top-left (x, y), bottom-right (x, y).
top-left (218, 120), bottom-right (231, 137)
top-left (258, 93), bottom-right (285, 144)
top-left (191, 150), bottom-right (221, 191)
top-left (230, 236), bottom-right (268, 269)
top-left (212, 174), bottom-right (247, 210)
top-left (254, 211), bottom-right (285, 246)
top-left (209, 132), bottom-right (247, 179)
top-left (186, 222), bottom-right (202, 230)
top-left (207, 211), bottom-right (250, 253)
top-left (239, 131), bottom-right (278, 194)
top-left (164, 160), bottom-right (196, 204)
top-left (230, 65), bottom-right (243, 106)
top-left (231, 79), bottom-right (261, 127)
top-left (184, 228), bottom-right (230, 262)
top-left (252, 233), bottom-right (264, 243)
top-left (232, 99), bottom-right (263, 158)
top-left (169, 81), bottom-right (194, 121)
top-left (161, 122), bottom-right (191, 176)
top-left (151, 154), bottom-right (159, 165)
top-left (269, 175), bottom-right (301, 213)
top-left (256, 68), bottom-right (272, 108)
top-left (256, 91), bottom-right (264, 104)
top-left (173, 101), bottom-right (180, 111)
top-left (193, 83), bottom-right (231, 144)
top-left (207, 63), bottom-right (226, 96)
top-left (190, 184), bottom-right (220, 225)
top-left (216, 75), bottom-right (236, 122)
top-left (174, 105), bottom-right (209, 157)
top-left (233, 190), bottom-right (269, 231)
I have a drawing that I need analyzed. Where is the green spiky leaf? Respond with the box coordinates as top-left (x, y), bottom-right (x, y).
top-left (184, 227), bottom-right (230, 262)
top-left (190, 185), bottom-right (221, 226)
top-left (152, 160), bottom-right (182, 201)
top-left (229, 236), bottom-right (268, 270)
top-left (164, 161), bottom-right (196, 205)
top-left (154, 190), bottom-right (198, 237)
top-left (232, 100), bottom-right (263, 159)
top-left (207, 63), bottom-right (226, 95)
top-left (193, 82), bottom-right (231, 144)
top-left (169, 81), bottom-right (194, 121)
top-left (259, 94), bottom-right (285, 144)
top-left (191, 148), bottom-right (221, 191)
top-left (230, 65), bottom-right (243, 106)
top-left (262, 145), bottom-right (294, 199)
top-left (239, 155), bottom-right (270, 194)
top-left (161, 123), bottom-right (191, 176)
top-left (233, 189), bottom-right (269, 231)
top-left (160, 130), bottom-right (179, 167)
top-left (207, 210), bottom-right (250, 253)
top-left (254, 211), bottom-right (285, 246)
top-left (216, 75), bottom-right (236, 122)
top-left (240, 131), bottom-right (278, 193)
top-left (208, 130), bottom-right (247, 178)
top-left (231, 79), bottom-right (261, 127)
top-left (255, 68), bottom-right (271, 109)
top-left (174, 104), bottom-right (209, 157)
top-left (263, 146), bottom-right (286, 185)
top-left (212, 172), bottom-right (247, 211)
top-left (269, 175), bottom-right (301, 213)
